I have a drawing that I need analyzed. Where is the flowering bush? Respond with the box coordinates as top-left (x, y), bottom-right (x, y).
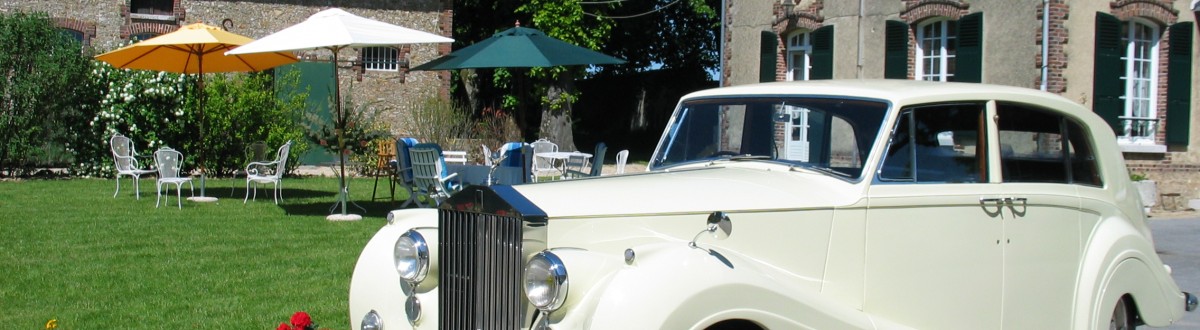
top-left (276, 311), bottom-right (319, 330)
top-left (74, 60), bottom-right (194, 177)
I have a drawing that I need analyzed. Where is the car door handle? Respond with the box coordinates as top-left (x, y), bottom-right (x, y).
top-left (979, 197), bottom-right (1027, 204)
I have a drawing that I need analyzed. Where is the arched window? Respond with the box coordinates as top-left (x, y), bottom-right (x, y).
top-left (915, 19), bottom-right (957, 81)
top-left (786, 31), bottom-right (812, 81)
top-left (1120, 19), bottom-right (1160, 144)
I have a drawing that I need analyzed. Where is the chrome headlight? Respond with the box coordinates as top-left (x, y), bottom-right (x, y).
top-left (394, 230), bottom-right (429, 283)
top-left (360, 309), bottom-right (382, 330)
top-left (524, 250), bottom-right (569, 312)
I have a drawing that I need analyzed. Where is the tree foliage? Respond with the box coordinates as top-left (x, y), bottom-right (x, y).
top-left (597, 0), bottom-right (720, 76)
top-left (446, 0), bottom-right (720, 149)
top-left (0, 11), bottom-right (98, 177)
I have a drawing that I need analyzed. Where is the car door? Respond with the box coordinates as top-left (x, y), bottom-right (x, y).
top-left (994, 103), bottom-right (1091, 328)
top-left (865, 103), bottom-right (1003, 329)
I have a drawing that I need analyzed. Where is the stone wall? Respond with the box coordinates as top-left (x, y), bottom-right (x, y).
top-left (0, 0), bottom-right (453, 137)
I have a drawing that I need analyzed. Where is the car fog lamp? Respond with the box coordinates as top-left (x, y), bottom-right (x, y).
top-left (524, 251), bottom-right (568, 312)
top-left (405, 295), bottom-right (422, 325)
top-left (361, 310), bottom-right (382, 330)
top-left (393, 230), bottom-right (429, 283)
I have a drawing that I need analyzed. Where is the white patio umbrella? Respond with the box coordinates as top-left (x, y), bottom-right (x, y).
top-left (228, 8), bottom-right (453, 220)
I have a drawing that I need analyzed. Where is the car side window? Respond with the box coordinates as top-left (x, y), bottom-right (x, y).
top-left (879, 103), bottom-right (986, 183)
top-left (997, 103), bottom-right (1102, 186)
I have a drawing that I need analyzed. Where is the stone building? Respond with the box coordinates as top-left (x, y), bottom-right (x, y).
top-left (723, 0), bottom-right (1200, 204)
top-left (2, 0), bottom-right (453, 140)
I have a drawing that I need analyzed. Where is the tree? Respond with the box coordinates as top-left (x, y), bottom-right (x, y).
top-left (447, 0), bottom-right (720, 151)
top-left (517, 0), bottom-right (616, 151)
top-left (0, 11), bottom-right (98, 177)
top-left (596, 0), bottom-right (720, 76)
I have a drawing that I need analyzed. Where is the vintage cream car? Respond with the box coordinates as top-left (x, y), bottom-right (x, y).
top-left (350, 80), bottom-right (1197, 329)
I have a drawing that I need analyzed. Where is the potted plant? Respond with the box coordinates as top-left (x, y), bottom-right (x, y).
top-left (1129, 172), bottom-right (1157, 213)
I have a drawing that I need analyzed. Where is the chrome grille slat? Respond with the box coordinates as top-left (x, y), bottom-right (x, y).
top-left (440, 209), bottom-right (523, 330)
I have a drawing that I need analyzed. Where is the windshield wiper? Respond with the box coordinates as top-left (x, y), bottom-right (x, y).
top-left (729, 155), bottom-right (771, 161)
top-left (790, 164), bottom-right (851, 178)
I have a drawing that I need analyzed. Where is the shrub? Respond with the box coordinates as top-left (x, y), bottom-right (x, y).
top-left (198, 71), bottom-right (310, 176)
top-left (403, 97), bottom-right (477, 153)
top-left (0, 11), bottom-right (99, 177)
top-left (79, 62), bottom-right (310, 178)
top-left (77, 61), bottom-right (193, 177)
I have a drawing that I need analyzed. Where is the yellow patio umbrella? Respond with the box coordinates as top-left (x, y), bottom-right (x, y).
top-left (96, 22), bottom-right (298, 201)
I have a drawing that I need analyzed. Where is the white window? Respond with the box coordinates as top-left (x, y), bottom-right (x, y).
top-left (786, 32), bottom-right (812, 81)
top-left (1119, 19), bottom-right (1160, 144)
top-left (915, 19), bottom-right (957, 82)
top-left (362, 47), bottom-right (399, 71)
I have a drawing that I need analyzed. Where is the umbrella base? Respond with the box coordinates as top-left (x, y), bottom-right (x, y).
top-left (326, 213), bottom-right (362, 221)
top-left (187, 196), bottom-right (218, 202)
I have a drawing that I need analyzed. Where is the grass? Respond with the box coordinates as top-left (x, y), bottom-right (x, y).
top-left (0, 176), bottom-right (407, 329)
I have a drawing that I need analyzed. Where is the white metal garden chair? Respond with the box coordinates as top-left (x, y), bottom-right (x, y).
top-left (530, 138), bottom-right (560, 181)
top-left (244, 141), bottom-right (292, 204)
top-left (153, 147), bottom-right (194, 209)
top-left (110, 133), bottom-right (156, 199)
top-left (614, 149), bottom-right (630, 174)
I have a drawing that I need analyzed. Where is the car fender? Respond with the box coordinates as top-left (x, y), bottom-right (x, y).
top-left (547, 243), bottom-right (892, 330)
top-left (1075, 215), bottom-right (1184, 329)
top-left (348, 209), bottom-right (440, 330)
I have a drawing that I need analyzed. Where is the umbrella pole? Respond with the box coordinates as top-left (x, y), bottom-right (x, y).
top-left (190, 52), bottom-right (217, 202)
top-left (335, 51), bottom-right (347, 215)
top-left (326, 48), bottom-right (363, 221)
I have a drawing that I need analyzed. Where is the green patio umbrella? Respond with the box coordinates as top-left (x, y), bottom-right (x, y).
top-left (411, 24), bottom-right (625, 70)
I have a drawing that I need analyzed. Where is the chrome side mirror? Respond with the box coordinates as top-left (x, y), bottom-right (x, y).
top-left (706, 211), bottom-right (732, 240)
top-left (690, 211), bottom-right (733, 249)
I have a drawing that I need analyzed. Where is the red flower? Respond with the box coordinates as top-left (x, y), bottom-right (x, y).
top-left (276, 322), bottom-right (292, 330)
top-left (319, 139), bottom-right (328, 146)
top-left (290, 311), bottom-right (312, 329)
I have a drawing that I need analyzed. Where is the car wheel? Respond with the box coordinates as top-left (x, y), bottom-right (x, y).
top-left (1110, 297), bottom-right (1135, 330)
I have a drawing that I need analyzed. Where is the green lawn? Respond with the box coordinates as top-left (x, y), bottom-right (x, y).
top-left (0, 176), bottom-right (405, 329)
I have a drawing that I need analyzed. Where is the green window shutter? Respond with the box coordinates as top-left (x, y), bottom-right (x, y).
top-left (1167, 22), bottom-right (1193, 146)
top-left (1092, 12), bottom-right (1124, 134)
top-left (811, 25), bottom-right (834, 80)
top-left (885, 20), bottom-right (909, 79)
top-left (761, 31), bottom-right (778, 83)
top-left (954, 12), bottom-right (983, 83)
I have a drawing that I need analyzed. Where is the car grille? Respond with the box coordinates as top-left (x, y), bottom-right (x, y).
top-left (439, 208), bottom-right (525, 330)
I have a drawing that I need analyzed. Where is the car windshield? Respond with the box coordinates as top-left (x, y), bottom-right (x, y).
top-left (649, 96), bottom-right (890, 180)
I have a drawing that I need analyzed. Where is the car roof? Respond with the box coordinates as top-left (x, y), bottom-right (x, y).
top-left (682, 79), bottom-right (1083, 111)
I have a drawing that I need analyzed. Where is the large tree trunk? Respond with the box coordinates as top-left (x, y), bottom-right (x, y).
top-left (539, 71), bottom-right (577, 151)
top-left (459, 69), bottom-right (480, 111)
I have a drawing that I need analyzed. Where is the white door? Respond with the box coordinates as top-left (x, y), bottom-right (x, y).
top-left (865, 104), bottom-right (1003, 328)
top-left (784, 106), bottom-right (810, 161)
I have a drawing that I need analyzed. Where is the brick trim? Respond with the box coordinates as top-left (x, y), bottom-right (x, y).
top-left (1035, 0), bottom-right (1069, 93)
top-left (898, 1), bottom-right (971, 80)
top-left (771, 0), bottom-right (825, 81)
top-left (53, 17), bottom-right (97, 48)
top-left (437, 6), bottom-right (453, 99)
top-left (1110, 0), bottom-right (1179, 25)
top-left (1102, 1), bottom-right (1180, 148)
top-left (900, 0), bottom-right (970, 23)
top-left (120, 0), bottom-right (184, 40)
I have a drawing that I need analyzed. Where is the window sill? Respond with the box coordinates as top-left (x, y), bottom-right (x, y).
top-left (1119, 143), bottom-right (1166, 154)
top-left (130, 13), bottom-right (176, 22)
